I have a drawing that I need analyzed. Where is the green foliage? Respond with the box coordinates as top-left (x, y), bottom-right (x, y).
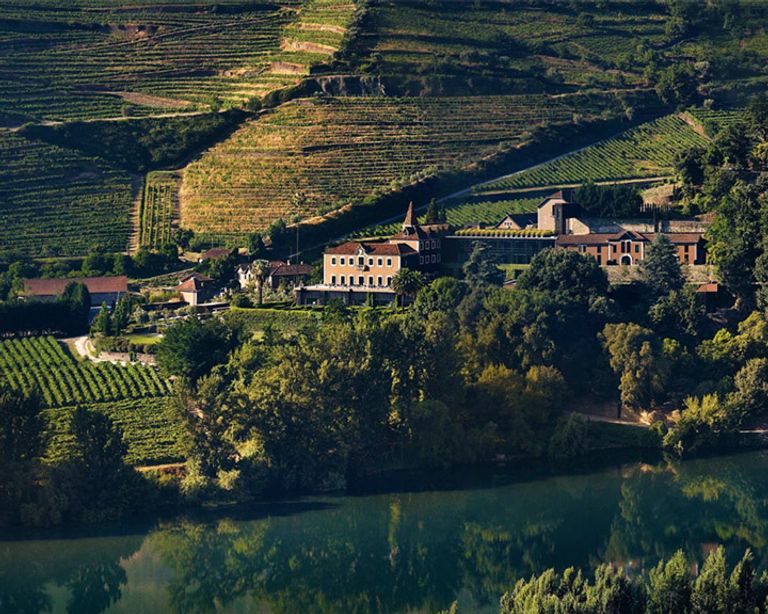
top-left (518, 248), bottom-right (609, 306)
top-left (391, 268), bottom-right (425, 305)
top-left (575, 182), bottom-right (644, 218)
top-left (640, 234), bottom-right (686, 297)
top-left (0, 386), bottom-right (47, 465)
top-left (601, 323), bottom-right (667, 409)
top-left (463, 242), bottom-right (504, 287)
top-left (156, 318), bottom-right (234, 381)
top-left (21, 112), bottom-right (244, 173)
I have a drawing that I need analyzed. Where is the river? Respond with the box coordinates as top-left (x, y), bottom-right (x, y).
top-left (2, 451), bottom-right (768, 613)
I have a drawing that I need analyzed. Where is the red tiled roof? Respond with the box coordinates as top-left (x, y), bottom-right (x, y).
top-left (270, 263), bottom-right (313, 277)
top-left (201, 247), bottom-right (233, 260)
top-left (23, 276), bottom-right (128, 297)
top-left (177, 272), bottom-right (212, 292)
top-left (326, 241), bottom-right (416, 256)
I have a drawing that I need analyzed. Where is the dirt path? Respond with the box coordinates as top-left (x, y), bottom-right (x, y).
top-left (678, 111), bottom-right (711, 140)
top-left (129, 174), bottom-right (144, 254)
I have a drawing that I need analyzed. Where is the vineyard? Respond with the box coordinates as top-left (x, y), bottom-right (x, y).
top-left (46, 398), bottom-right (184, 466)
top-left (0, 0), bottom-right (357, 123)
top-left (180, 94), bottom-right (617, 239)
top-left (0, 336), bottom-right (170, 409)
top-left (0, 131), bottom-right (135, 256)
top-left (140, 172), bottom-right (179, 248)
top-left (353, 196), bottom-right (542, 238)
top-left (686, 108), bottom-right (746, 137)
top-left (473, 115), bottom-right (708, 195)
top-left (353, 1), bottom-right (768, 97)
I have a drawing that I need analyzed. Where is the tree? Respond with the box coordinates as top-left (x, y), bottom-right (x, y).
top-left (691, 547), bottom-right (730, 614)
top-left (748, 92), bottom-right (768, 141)
top-left (176, 374), bottom-right (238, 480)
top-left (391, 268), bottom-right (424, 307)
top-left (411, 277), bottom-right (467, 321)
top-left (249, 260), bottom-right (270, 306)
top-left (423, 198), bottom-right (446, 224)
top-left (655, 63), bottom-right (698, 109)
top-left (90, 303), bottom-right (112, 337)
top-left (640, 234), bottom-right (685, 297)
top-left (68, 407), bottom-right (128, 488)
top-left (601, 323), bottom-right (667, 409)
top-left (156, 318), bottom-right (233, 381)
top-left (0, 387), bottom-right (47, 465)
top-left (728, 358), bottom-right (768, 422)
top-left (462, 241), bottom-right (504, 287)
top-left (517, 248), bottom-right (608, 305)
top-left (647, 550), bottom-right (691, 614)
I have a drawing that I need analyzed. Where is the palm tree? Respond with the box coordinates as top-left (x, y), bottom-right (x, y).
top-left (250, 259), bottom-right (270, 306)
top-left (391, 268), bottom-right (424, 308)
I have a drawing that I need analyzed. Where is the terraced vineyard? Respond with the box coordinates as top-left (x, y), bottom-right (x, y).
top-left (0, 0), bottom-right (357, 123)
top-left (180, 94), bottom-right (616, 239)
top-left (46, 398), bottom-right (183, 466)
top-left (474, 115), bottom-right (708, 195)
top-left (0, 131), bottom-right (135, 256)
top-left (353, 196), bottom-right (542, 238)
top-left (0, 336), bottom-right (170, 409)
top-left (686, 108), bottom-right (746, 136)
top-left (140, 172), bottom-right (179, 248)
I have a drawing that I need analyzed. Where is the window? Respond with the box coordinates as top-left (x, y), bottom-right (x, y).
top-left (419, 256), bottom-right (424, 265)
top-left (331, 257), bottom-right (337, 265)
top-left (349, 259), bottom-right (354, 268)
top-left (431, 255), bottom-right (436, 263)
top-left (437, 239), bottom-right (441, 248)
top-left (437, 254), bottom-right (441, 263)
top-left (331, 275), bottom-right (336, 285)
top-left (431, 240), bottom-right (436, 249)
top-left (377, 276), bottom-right (383, 286)
top-left (377, 258), bottom-right (383, 266)
top-left (340, 275), bottom-right (346, 285)
top-left (368, 276), bottom-right (374, 286)
top-left (684, 245), bottom-right (690, 253)
top-left (358, 276), bottom-right (364, 286)
top-left (386, 276), bottom-right (392, 287)
top-left (596, 245), bottom-right (602, 253)
top-left (358, 256), bottom-right (364, 267)
top-left (340, 257), bottom-right (345, 265)
top-left (368, 257), bottom-right (374, 266)
top-left (386, 258), bottom-right (392, 267)
top-left (634, 244), bottom-right (640, 253)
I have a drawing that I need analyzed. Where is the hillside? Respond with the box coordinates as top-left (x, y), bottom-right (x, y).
top-left (0, 0), bottom-right (356, 124)
top-left (3, 0), bottom-right (768, 257)
top-left (179, 92), bottom-right (629, 241)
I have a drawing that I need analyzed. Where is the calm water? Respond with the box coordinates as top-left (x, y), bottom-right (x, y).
top-left (3, 451), bottom-right (768, 614)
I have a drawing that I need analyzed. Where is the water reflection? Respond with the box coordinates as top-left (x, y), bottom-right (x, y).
top-left (3, 452), bottom-right (768, 613)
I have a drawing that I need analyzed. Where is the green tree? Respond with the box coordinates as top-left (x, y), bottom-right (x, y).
top-left (156, 318), bottom-right (233, 381)
top-left (411, 277), bottom-right (467, 321)
top-left (728, 358), bottom-right (768, 422)
top-left (462, 241), bottom-right (504, 287)
top-left (601, 323), bottom-right (667, 409)
top-left (90, 303), bottom-right (112, 337)
top-left (249, 259), bottom-right (270, 306)
top-left (640, 234), bottom-right (685, 297)
top-left (0, 386), bottom-right (47, 465)
top-left (517, 248), bottom-right (608, 305)
top-left (691, 547), bottom-right (730, 614)
top-left (391, 268), bottom-right (424, 307)
top-left (647, 550), bottom-right (691, 614)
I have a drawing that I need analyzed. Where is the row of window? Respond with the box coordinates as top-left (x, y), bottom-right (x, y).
top-left (419, 254), bottom-right (441, 265)
top-left (330, 255), bottom-right (394, 268)
top-left (329, 275), bottom-right (392, 287)
top-left (420, 239), bottom-right (441, 251)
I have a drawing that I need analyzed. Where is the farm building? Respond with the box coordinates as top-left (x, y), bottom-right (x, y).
top-left (22, 276), bottom-right (128, 307)
top-left (237, 260), bottom-right (313, 291)
top-left (177, 273), bottom-right (215, 306)
top-left (556, 231), bottom-right (706, 266)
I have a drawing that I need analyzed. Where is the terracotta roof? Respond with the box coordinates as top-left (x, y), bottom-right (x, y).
top-left (23, 276), bottom-right (128, 297)
top-left (326, 241), bottom-right (416, 256)
top-left (201, 247), bottom-right (233, 260)
top-left (177, 272), bottom-right (213, 293)
top-left (697, 282), bottom-right (720, 293)
top-left (557, 231), bottom-right (704, 246)
top-left (270, 263), bottom-right (313, 277)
